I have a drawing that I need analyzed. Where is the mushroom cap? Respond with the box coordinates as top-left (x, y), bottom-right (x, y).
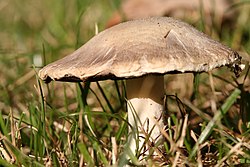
top-left (39, 17), bottom-right (241, 83)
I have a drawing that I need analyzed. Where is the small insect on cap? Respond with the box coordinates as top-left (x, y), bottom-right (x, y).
top-left (39, 17), bottom-right (242, 83)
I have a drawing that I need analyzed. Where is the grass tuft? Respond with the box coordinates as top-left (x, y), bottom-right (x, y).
top-left (0, 0), bottom-right (250, 166)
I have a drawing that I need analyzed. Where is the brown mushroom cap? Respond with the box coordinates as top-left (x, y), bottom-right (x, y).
top-left (39, 17), bottom-right (241, 83)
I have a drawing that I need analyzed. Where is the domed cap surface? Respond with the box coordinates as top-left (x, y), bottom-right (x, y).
top-left (39, 17), bottom-right (241, 83)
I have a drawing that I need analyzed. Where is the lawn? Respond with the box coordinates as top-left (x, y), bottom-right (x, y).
top-left (0, 0), bottom-right (250, 166)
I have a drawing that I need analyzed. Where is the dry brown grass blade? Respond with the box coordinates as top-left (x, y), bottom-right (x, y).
top-left (215, 142), bottom-right (242, 167)
top-left (7, 70), bottom-right (35, 91)
top-left (172, 114), bottom-right (189, 167)
top-left (111, 136), bottom-right (118, 165)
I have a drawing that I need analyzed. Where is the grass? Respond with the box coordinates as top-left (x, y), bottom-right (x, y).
top-left (0, 0), bottom-right (250, 166)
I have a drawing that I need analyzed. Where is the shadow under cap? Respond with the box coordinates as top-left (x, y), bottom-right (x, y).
top-left (39, 17), bottom-right (242, 83)
top-left (127, 75), bottom-right (165, 104)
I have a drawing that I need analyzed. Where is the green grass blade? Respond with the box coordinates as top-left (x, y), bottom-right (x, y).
top-left (115, 112), bottom-right (127, 143)
top-left (192, 73), bottom-right (200, 101)
top-left (189, 88), bottom-right (241, 159)
top-left (77, 142), bottom-right (94, 166)
top-left (93, 141), bottom-right (109, 165)
top-left (0, 112), bottom-right (8, 138)
top-left (0, 158), bottom-right (16, 167)
top-left (2, 137), bottom-right (44, 167)
top-left (96, 81), bottom-right (115, 113)
top-left (114, 80), bottom-right (124, 106)
top-left (36, 78), bottom-right (46, 158)
top-left (77, 82), bottom-right (97, 138)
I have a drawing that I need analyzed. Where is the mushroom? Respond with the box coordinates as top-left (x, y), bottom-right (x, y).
top-left (39, 17), bottom-right (242, 159)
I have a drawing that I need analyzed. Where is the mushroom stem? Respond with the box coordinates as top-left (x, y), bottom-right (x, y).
top-left (126, 75), bottom-right (165, 157)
